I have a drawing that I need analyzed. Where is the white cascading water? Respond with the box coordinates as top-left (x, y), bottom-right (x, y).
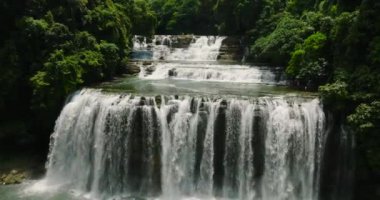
top-left (133, 35), bottom-right (225, 61)
top-left (133, 35), bottom-right (283, 84)
top-left (31, 89), bottom-right (327, 200)
top-left (133, 35), bottom-right (148, 50)
top-left (24, 35), bottom-right (338, 200)
top-left (139, 63), bottom-right (277, 84)
top-left (166, 36), bottom-right (225, 61)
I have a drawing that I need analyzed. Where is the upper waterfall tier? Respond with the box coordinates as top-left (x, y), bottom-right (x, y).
top-left (132, 35), bottom-right (227, 61)
top-left (130, 35), bottom-right (285, 85)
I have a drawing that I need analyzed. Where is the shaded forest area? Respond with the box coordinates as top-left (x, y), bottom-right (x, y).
top-left (0, 0), bottom-right (379, 198)
top-left (0, 0), bottom-right (155, 149)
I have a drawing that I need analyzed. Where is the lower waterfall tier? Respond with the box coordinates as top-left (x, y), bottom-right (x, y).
top-left (36, 89), bottom-right (327, 200)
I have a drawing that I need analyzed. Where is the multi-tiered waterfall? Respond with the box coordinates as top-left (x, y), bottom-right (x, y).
top-left (132, 35), bottom-right (284, 84)
top-left (25, 35), bottom-right (352, 200)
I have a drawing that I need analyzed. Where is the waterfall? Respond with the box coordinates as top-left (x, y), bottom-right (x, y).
top-left (167, 36), bottom-right (225, 61)
top-left (139, 63), bottom-right (279, 84)
top-left (22, 35), bottom-right (353, 200)
top-left (133, 35), bottom-right (284, 84)
top-left (33, 89), bottom-right (327, 200)
top-left (132, 35), bottom-right (225, 61)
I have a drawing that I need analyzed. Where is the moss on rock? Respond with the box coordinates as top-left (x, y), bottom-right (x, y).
top-left (0, 170), bottom-right (27, 185)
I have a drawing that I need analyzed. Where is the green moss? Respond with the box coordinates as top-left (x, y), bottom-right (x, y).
top-left (0, 170), bottom-right (26, 185)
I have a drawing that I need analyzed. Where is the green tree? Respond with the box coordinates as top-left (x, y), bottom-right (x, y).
top-left (251, 13), bottom-right (311, 64)
top-left (214, 0), bottom-right (262, 34)
top-left (130, 0), bottom-right (157, 36)
top-left (0, 0), bottom-right (157, 142)
top-left (286, 32), bottom-right (328, 86)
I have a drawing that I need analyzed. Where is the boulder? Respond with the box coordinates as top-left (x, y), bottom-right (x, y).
top-left (126, 62), bottom-right (141, 75)
top-left (145, 65), bottom-right (156, 75)
top-left (155, 95), bottom-right (162, 106)
top-left (173, 35), bottom-right (194, 48)
top-left (168, 69), bottom-right (177, 77)
top-left (0, 170), bottom-right (27, 185)
top-left (142, 61), bottom-right (152, 66)
top-left (217, 36), bottom-right (246, 61)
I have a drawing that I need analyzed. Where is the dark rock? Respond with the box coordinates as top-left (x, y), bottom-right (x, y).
top-left (173, 35), bottom-right (194, 48)
top-left (217, 36), bottom-right (245, 61)
top-left (145, 65), bottom-right (156, 74)
top-left (221, 36), bottom-right (241, 46)
top-left (220, 100), bottom-right (228, 109)
top-left (0, 170), bottom-right (27, 185)
top-left (168, 69), bottom-right (177, 77)
top-left (199, 102), bottom-right (209, 113)
top-left (140, 97), bottom-right (146, 106)
top-left (142, 61), bottom-right (152, 66)
top-left (155, 96), bottom-right (162, 107)
top-left (126, 62), bottom-right (141, 75)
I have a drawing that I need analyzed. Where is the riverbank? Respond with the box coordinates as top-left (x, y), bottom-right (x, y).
top-left (0, 146), bottom-right (46, 185)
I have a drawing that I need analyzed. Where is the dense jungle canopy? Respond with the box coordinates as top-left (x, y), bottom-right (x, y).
top-left (0, 0), bottom-right (379, 199)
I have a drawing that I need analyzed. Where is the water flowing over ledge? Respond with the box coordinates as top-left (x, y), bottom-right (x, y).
top-left (138, 62), bottom-right (282, 84)
top-left (28, 89), bottom-right (327, 200)
top-left (15, 35), bottom-right (353, 200)
top-left (132, 35), bottom-right (226, 61)
top-left (131, 35), bottom-right (285, 85)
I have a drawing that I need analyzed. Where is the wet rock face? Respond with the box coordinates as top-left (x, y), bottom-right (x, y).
top-left (217, 36), bottom-right (245, 61)
top-left (154, 35), bottom-right (194, 48)
top-left (125, 62), bottom-right (141, 75)
top-left (145, 65), bottom-right (156, 75)
top-left (0, 170), bottom-right (27, 185)
top-left (126, 61), bottom-right (157, 75)
top-left (172, 35), bottom-right (194, 48)
top-left (168, 69), bottom-right (177, 77)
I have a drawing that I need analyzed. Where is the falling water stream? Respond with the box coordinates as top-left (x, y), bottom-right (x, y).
top-left (0, 35), bottom-right (353, 200)
top-left (28, 91), bottom-right (326, 200)
top-left (132, 35), bottom-right (284, 84)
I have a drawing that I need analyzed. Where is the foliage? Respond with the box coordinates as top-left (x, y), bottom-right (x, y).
top-left (214, 0), bottom-right (262, 34)
top-left (150, 0), bottom-right (203, 34)
top-left (251, 13), bottom-right (311, 64)
top-left (286, 0), bottom-right (317, 15)
top-left (130, 0), bottom-right (157, 36)
top-left (348, 101), bottom-right (380, 134)
top-left (0, 41), bottom-right (21, 115)
top-left (150, 0), bottom-right (263, 35)
top-left (286, 32), bottom-right (328, 85)
top-left (0, 0), bottom-right (379, 197)
top-left (0, 0), bottom-right (157, 138)
top-left (348, 101), bottom-right (380, 170)
top-left (315, 2), bottom-right (380, 186)
top-left (319, 81), bottom-right (349, 111)
top-left (330, 11), bottom-right (358, 68)
top-left (301, 11), bottom-right (333, 34)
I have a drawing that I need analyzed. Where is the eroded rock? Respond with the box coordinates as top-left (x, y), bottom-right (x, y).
top-left (168, 69), bottom-right (177, 77)
top-left (0, 170), bottom-right (27, 185)
top-left (126, 62), bottom-right (141, 75)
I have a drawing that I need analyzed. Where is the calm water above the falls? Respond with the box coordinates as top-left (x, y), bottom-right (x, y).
top-left (0, 35), bottom-right (352, 200)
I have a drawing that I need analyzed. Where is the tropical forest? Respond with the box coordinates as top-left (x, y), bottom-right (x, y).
top-left (0, 0), bottom-right (379, 199)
